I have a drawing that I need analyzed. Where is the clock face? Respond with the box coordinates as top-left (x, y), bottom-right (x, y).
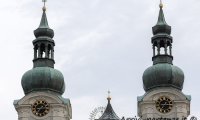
top-left (32, 100), bottom-right (50, 117)
top-left (156, 96), bottom-right (173, 114)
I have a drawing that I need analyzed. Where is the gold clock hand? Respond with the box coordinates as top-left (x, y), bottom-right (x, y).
top-left (37, 106), bottom-right (43, 113)
top-left (160, 101), bottom-right (171, 105)
top-left (161, 102), bottom-right (167, 109)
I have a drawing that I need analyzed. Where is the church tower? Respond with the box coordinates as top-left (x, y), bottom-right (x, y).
top-left (13, 2), bottom-right (72, 120)
top-left (137, 2), bottom-right (191, 119)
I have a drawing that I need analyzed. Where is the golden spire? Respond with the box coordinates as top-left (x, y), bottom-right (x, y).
top-left (159, 0), bottom-right (163, 8)
top-left (42, 0), bottom-right (47, 11)
top-left (107, 91), bottom-right (111, 101)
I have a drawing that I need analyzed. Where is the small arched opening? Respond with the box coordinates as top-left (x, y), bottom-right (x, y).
top-left (160, 40), bottom-right (165, 54)
top-left (153, 41), bottom-right (158, 56)
top-left (34, 45), bottom-right (38, 59)
top-left (40, 43), bottom-right (45, 58)
top-left (167, 41), bottom-right (172, 55)
top-left (48, 44), bottom-right (52, 59)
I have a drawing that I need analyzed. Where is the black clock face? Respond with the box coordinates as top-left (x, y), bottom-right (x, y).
top-left (156, 96), bottom-right (173, 114)
top-left (32, 100), bottom-right (50, 117)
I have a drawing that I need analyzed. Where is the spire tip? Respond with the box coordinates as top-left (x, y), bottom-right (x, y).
top-left (107, 91), bottom-right (111, 101)
top-left (42, 0), bottom-right (47, 11)
top-left (159, 3), bottom-right (163, 8)
top-left (159, 0), bottom-right (163, 8)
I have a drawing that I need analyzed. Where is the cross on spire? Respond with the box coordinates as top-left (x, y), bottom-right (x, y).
top-left (107, 91), bottom-right (111, 101)
top-left (42, 0), bottom-right (47, 11)
top-left (42, 0), bottom-right (47, 7)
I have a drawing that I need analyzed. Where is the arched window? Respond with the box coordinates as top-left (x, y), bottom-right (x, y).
top-left (153, 41), bottom-right (158, 55)
top-left (160, 40), bottom-right (165, 54)
top-left (48, 44), bottom-right (52, 59)
top-left (167, 41), bottom-right (172, 55)
top-left (40, 43), bottom-right (45, 58)
top-left (34, 45), bottom-right (38, 59)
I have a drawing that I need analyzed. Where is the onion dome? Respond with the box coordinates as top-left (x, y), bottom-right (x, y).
top-left (21, 6), bottom-right (65, 95)
top-left (96, 91), bottom-right (120, 120)
top-left (22, 67), bottom-right (65, 95)
top-left (142, 3), bottom-right (184, 92)
top-left (143, 63), bottom-right (184, 92)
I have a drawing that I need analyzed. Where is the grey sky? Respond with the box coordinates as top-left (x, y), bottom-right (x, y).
top-left (0, 0), bottom-right (199, 119)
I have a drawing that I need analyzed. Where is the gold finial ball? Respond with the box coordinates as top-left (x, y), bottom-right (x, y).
top-left (42, 6), bottom-right (46, 11)
top-left (107, 91), bottom-right (111, 101)
top-left (107, 97), bottom-right (111, 101)
top-left (159, 3), bottom-right (163, 8)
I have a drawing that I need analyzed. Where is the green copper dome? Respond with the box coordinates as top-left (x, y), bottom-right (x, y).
top-left (21, 67), bottom-right (65, 95)
top-left (143, 63), bottom-right (184, 92)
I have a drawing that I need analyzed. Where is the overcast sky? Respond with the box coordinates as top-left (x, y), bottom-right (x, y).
top-left (0, 0), bottom-right (200, 119)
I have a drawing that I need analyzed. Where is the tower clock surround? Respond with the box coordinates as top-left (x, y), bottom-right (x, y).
top-left (31, 100), bottom-right (50, 117)
top-left (14, 92), bottom-right (72, 120)
top-left (155, 96), bottom-right (173, 114)
top-left (138, 89), bottom-right (190, 119)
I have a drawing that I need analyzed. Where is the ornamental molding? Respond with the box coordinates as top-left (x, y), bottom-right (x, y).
top-left (18, 92), bottom-right (62, 105)
top-left (143, 89), bottom-right (186, 101)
